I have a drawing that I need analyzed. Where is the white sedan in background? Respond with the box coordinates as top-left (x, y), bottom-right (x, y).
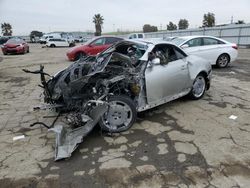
top-left (171, 36), bottom-right (238, 68)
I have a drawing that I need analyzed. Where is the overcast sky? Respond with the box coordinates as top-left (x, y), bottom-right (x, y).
top-left (0, 0), bottom-right (250, 35)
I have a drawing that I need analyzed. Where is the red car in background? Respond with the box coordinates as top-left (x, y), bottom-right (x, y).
top-left (66, 36), bottom-right (123, 61)
top-left (1, 38), bottom-right (29, 55)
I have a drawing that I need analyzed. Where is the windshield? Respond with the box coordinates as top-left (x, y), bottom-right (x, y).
top-left (6, 38), bottom-right (24, 44)
top-left (100, 41), bottom-right (148, 58)
top-left (171, 38), bottom-right (186, 46)
top-left (84, 37), bottom-right (101, 45)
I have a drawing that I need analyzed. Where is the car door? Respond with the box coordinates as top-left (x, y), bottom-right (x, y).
top-left (197, 37), bottom-right (226, 64)
top-left (88, 38), bottom-right (107, 55)
top-left (181, 37), bottom-right (203, 56)
top-left (60, 39), bottom-right (68, 47)
top-left (145, 44), bottom-right (191, 105)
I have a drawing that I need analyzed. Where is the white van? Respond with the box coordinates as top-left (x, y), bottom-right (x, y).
top-left (46, 38), bottom-right (75, 47)
top-left (128, 33), bottom-right (145, 39)
top-left (39, 33), bottom-right (62, 44)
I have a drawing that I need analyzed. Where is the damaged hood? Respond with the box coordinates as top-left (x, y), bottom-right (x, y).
top-left (48, 53), bottom-right (112, 100)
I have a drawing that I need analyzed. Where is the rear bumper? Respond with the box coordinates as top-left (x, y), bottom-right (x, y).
top-left (230, 50), bottom-right (238, 63)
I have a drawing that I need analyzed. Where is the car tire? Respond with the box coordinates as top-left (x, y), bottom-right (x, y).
top-left (27, 47), bottom-right (30, 53)
top-left (22, 47), bottom-right (26, 54)
top-left (99, 95), bottom-right (137, 133)
top-left (69, 43), bottom-right (75, 47)
top-left (189, 74), bottom-right (206, 100)
top-left (50, 44), bottom-right (56, 48)
top-left (216, 54), bottom-right (230, 68)
top-left (75, 52), bottom-right (86, 61)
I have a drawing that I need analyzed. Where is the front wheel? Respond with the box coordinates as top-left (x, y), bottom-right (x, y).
top-left (189, 74), bottom-right (206, 100)
top-left (99, 95), bottom-right (137, 133)
top-left (75, 52), bottom-right (85, 61)
top-left (216, 54), bottom-right (230, 68)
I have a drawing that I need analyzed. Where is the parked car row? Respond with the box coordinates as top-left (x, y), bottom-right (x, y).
top-left (64, 35), bottom-right (238, 68)
top-left (1, 34), bottom-right (238, 69)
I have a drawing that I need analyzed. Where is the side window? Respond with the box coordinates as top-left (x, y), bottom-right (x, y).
top-left (138, 34), bottom-right (143, 38)
top-left (173, 47), bottom-right (186, 59)
top-left (152, 45), bottom-right (179, 64)
top-left (203, 37), bottom-right (224, 45)
top-left (92, 38), bottom-right (105, 46)
top-left (185, 38), bottom-right (202, 47)
top-left (105, 37), bottom-right (121, 44)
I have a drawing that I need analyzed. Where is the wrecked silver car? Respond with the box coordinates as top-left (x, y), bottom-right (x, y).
top-left (23, 40), bottom-right (212, 160)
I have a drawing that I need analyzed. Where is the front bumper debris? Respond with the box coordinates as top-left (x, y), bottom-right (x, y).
top-left (49, 104), bottom-right (108, 161)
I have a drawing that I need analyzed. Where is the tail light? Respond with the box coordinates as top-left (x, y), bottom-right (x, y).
top-left (232, 45), bottom-right (238, 50)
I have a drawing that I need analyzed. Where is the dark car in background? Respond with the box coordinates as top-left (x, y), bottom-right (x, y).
top-left (0, 36), bottom-right (12, 46)
top-left (1, 38), bottom-right (29, 55)
top-left (66, 36), bottom-right (123, 61)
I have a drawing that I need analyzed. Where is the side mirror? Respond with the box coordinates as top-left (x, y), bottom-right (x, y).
top-left (148, 58), bottom-right (161, 67)
top-left (181, 44), bottom-right (189, 48)
top-left (152, 58), bottom-right (160, 65)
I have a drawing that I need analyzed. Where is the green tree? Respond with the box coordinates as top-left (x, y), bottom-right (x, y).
top-left (30, 30), bottom-right (43, 43)
top-left (178, 19), bottom-right (189, 30)
top-left (93, 14), bottom-right (104, 36)
top-left (1, 22), bottom-right (12, 36)
top-left (202, 12), bottom-right (215, 27)
top-left (167, 22), bottom-right (177, 31)
top-left (143, 24), bottom-right (158, 33)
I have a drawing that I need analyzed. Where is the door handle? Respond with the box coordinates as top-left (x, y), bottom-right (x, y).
top-left (181, 65), bottom-right (186, 70)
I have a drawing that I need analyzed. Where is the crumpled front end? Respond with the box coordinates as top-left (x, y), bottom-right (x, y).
top-left (23, 41), bottom-right (146, 161)
top-left (50, 103), bottom-right (108, 161)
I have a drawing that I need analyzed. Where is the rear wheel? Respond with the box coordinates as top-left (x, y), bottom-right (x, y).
top-left (216, 54), bottom-right (230, 68)
top-left (75, 52), bottom-right (85, 61)
top-left (50, 44), bottom-right (56, 48)
top-left (22, 47), bottom-right (26, 54)
top-left (99, 95), bottom-right (137, 133)
top-left (189, 74), bottom-right (206, 100)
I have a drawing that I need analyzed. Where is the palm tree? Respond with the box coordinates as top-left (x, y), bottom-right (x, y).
top-left (93, 14), bottom-right (104, 36)
top-left (1, 22), bottom-right (12, 36)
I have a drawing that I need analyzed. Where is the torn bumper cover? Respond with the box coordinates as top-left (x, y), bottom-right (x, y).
top-left (50, 104), bottom-right (108, 161)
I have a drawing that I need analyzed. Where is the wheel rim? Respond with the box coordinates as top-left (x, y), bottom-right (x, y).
top-left (101, 100), bottom-right (133, 131)
top-left (79, 53), bottom-right (83, 58)
top-left (218, 55), bottom-right (229, 67)
top-left (192, 76), bottom-right (206, 98)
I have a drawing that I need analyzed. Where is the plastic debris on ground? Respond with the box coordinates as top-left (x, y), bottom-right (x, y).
top-left (229, 115), bottom-right (238, 120)
top-left (13, 135), bottom-right (25, 141)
